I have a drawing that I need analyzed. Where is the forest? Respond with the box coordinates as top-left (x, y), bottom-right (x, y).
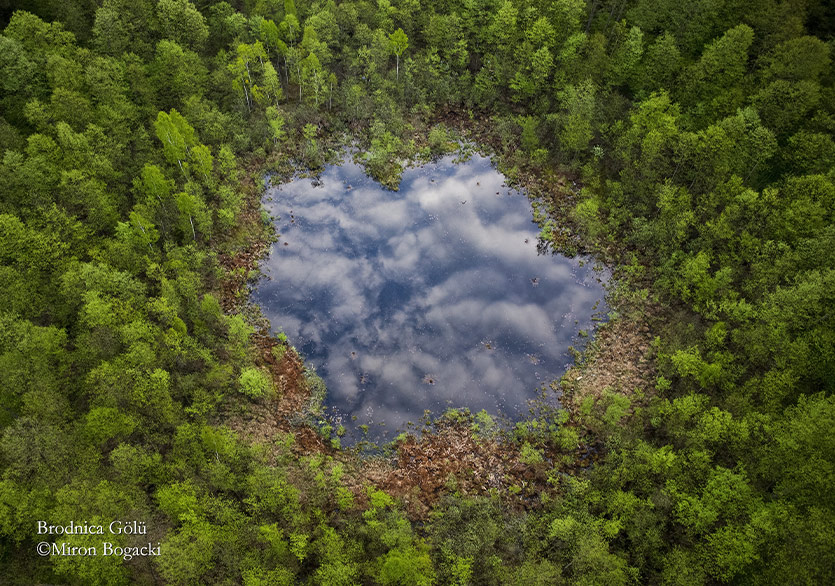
top-left (0, 0), bottom-right (833, 584)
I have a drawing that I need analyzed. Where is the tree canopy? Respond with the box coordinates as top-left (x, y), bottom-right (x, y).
top-left (0, 0), bottom-right (833, 583)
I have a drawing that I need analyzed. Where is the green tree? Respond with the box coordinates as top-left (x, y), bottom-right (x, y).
top-left (228, 42), bottom-right (269, 112)
top-left (556, 79), bottom-right (596, 159)
top-left (92, 0), bottom-right (156, 58)
top-left (156, 0), bottom-right (209, 51)
top-left (608, 25), bottom-right (644, 88)
top-left (682, 24), bottom-right (754, 124)
top-left (377, 545), bottom-right (435, 586)
top-left (266, 106), bottom-right (286, 147)
top-left (151, 40), bottom-right (208, 110)
top-left (154, 110), bottom-right (193, 177)
top-left (388, 28), bottom-right (409, 82)
top-left (262, 61), bottom-right (284, 106)
top-left (301, 52), bottom-right (325, 106)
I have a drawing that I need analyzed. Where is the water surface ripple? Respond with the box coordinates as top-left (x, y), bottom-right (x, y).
top-left (254, 154), bottom-right (607, 440)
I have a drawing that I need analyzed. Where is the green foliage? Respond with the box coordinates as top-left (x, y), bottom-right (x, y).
top-left (602, 395), bottom-right (631, 427)
top-left (238, 367), bottom-right (272, 398)
top-left (519, 442), bottom-right (544, 466)
top-left (1, 2), bottom-right (834, 585)
top-left (363, 121), bottom-right (406, 187)
top-left (556, 80), bottom-right (596, 157)
top-left (427, 124), bottom-right (454, 155)
top-left (378, 545), bottom-right (435, 586)
top-left (156, 0), bottom-right (208, 52)
top-left (301, 123), bottom-right (321, 168)
top-left (388, 28), bottom-right (408, 81)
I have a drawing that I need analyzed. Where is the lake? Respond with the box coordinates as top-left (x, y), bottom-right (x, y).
top-left (253, 153), bottom-right (607, 442)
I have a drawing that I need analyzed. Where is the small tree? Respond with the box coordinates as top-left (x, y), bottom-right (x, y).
top-left (238, 367), bottom-right (272, 398)
top-left (388, 28), bottom-right (408, 82)
top-left (154, 109), bottom-right (197, 177)
top-left (302, 123), bottom-right (321, 168)
top-left (266, 107), bottom-right (286, 147)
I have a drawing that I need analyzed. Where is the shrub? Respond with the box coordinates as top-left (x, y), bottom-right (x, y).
top-left (238, 367), bottom-right (272, 398)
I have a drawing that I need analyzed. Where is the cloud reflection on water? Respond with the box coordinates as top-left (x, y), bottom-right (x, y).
top-left (254, 154), bottom-right (607, 440)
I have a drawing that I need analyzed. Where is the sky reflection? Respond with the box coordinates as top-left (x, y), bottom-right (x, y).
top-left (253, 154), bottom-right (608, 441)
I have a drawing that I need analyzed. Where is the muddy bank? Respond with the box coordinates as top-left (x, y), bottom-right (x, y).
top-left (214, 126), bottom-right (658, 520)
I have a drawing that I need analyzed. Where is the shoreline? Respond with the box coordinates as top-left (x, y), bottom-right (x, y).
top-left (216, 118), bottom-right (657, 519)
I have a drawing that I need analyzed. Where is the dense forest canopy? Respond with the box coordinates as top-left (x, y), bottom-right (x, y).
top-left (0, 0), bottom-right (833, 584)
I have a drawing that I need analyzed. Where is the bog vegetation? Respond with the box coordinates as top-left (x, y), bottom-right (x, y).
top-left (0, 0), bottom-right (833, 584)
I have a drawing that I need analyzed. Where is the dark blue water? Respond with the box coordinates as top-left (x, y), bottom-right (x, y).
top-left (254, 154), bottom-right (607, 441)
